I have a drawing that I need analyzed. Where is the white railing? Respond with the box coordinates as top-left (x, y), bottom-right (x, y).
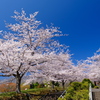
top-left (89, 83), bottom-right (92, 100)
top-left (58, 90), bottom-right (66, 100)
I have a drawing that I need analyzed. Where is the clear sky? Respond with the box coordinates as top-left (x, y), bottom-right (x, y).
top-left (0, 0), bottom-right (100, 62)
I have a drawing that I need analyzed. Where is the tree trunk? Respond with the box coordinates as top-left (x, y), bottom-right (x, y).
top-left (94, 81), bottom-right (97, 86)
top-left (51, 81), bottom-right (55, 89)
top-left (62, 80), bottom-right (65, 89)
top-left (16, 75), bottom-right (21, 93)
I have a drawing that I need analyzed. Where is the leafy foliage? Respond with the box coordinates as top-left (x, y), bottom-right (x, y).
top-left (94, 86), bottom-right (99, 89)
top-left (58, 79), bottom-right (92, 100)
top-left (54, 81), bottom-right (60, 87)
top-left (82, 78), bottom-right (94, 88)
top-left (70, 82), bottom-right (81, 90)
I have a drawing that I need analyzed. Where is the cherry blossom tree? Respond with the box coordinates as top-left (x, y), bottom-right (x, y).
top-left (0, 40), bottom-right (46, 93)
top-left (75, 49), bottom-right (100, 83)
top-left (82, 49), bottom-right (100, 81)
top-left (24, 51), bottom-right (76, 89)
top-left (0, 10), bottom-right (68, 93)
top-left (74, 61), bottom-right (89, 81)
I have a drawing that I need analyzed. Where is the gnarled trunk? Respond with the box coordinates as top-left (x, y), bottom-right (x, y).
top-left (16, 74), bottom-right (21, 93)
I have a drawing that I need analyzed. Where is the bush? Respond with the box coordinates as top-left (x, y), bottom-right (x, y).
top-left (29, 82), bottom-right (45, 89)
top-left (55, 81), bottom-right (60, 87)
top-left (94, 86), bottom-right (99, 89)
top-left (64, 93), bottom-right (73, 100)
top-left (81, 82), bottom-right (89, 90)
top-left (82, 78), bottom-right (94, 88)
top-left (59, 79), bottom-right (90, 100)
top-left (72, 90), bottom-right (89, 100)
top-left (34, 82), bottom-right (39, 88)
top-left (70, 82), bottom-right (81, 90)
top-left (67, 87), bottom-right (75, 95)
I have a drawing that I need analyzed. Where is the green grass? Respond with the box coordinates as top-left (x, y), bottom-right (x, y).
top-left (22, 87), bottom-right (48, 93)
top-left (0, 87), bottom-right (64, 100)
top-left (0, 91), bottom-right (16, 97)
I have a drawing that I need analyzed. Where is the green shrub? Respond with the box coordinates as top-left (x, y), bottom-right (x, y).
top-left (67, 87), bottom-right (75, 95)
top-left (30, 82), bottom-right (45, 89)
top-left (81, 82), bottom-right (89, 90)
top-left (82, 79), bottom-right (94, 88)
top-left (59, 79), bottom-right (90, 100)
top-left (33, 82), bottom-right (39, 88)
top-left (55, 81), bottom-right (60, 87)
top-left (94, 86), bottom-right (99, 89)
top-left (64, 92), bottom-right (73, 100)
top-left (72, 90), bottom-right (89, 100)
top-left (70, 82), bottom-right (81, 90)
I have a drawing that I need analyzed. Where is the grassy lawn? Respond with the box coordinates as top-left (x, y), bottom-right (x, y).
top-left (0, 87), bottom-right (64, 100)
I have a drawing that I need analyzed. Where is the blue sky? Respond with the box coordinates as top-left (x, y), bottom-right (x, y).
top-left (0, 0), bottom-right (100, 62)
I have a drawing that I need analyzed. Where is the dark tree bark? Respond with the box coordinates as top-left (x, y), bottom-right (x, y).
top-left (94, 81), bottom-right (97, 86)
top-left (14, 71), bottom-right (22, 93)
top-left (16, 76), bottom-right (21, 93)
top-left (51, 81), bottom-right (55, 89)
top-left (62, 80), bottom-right (65, 89)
